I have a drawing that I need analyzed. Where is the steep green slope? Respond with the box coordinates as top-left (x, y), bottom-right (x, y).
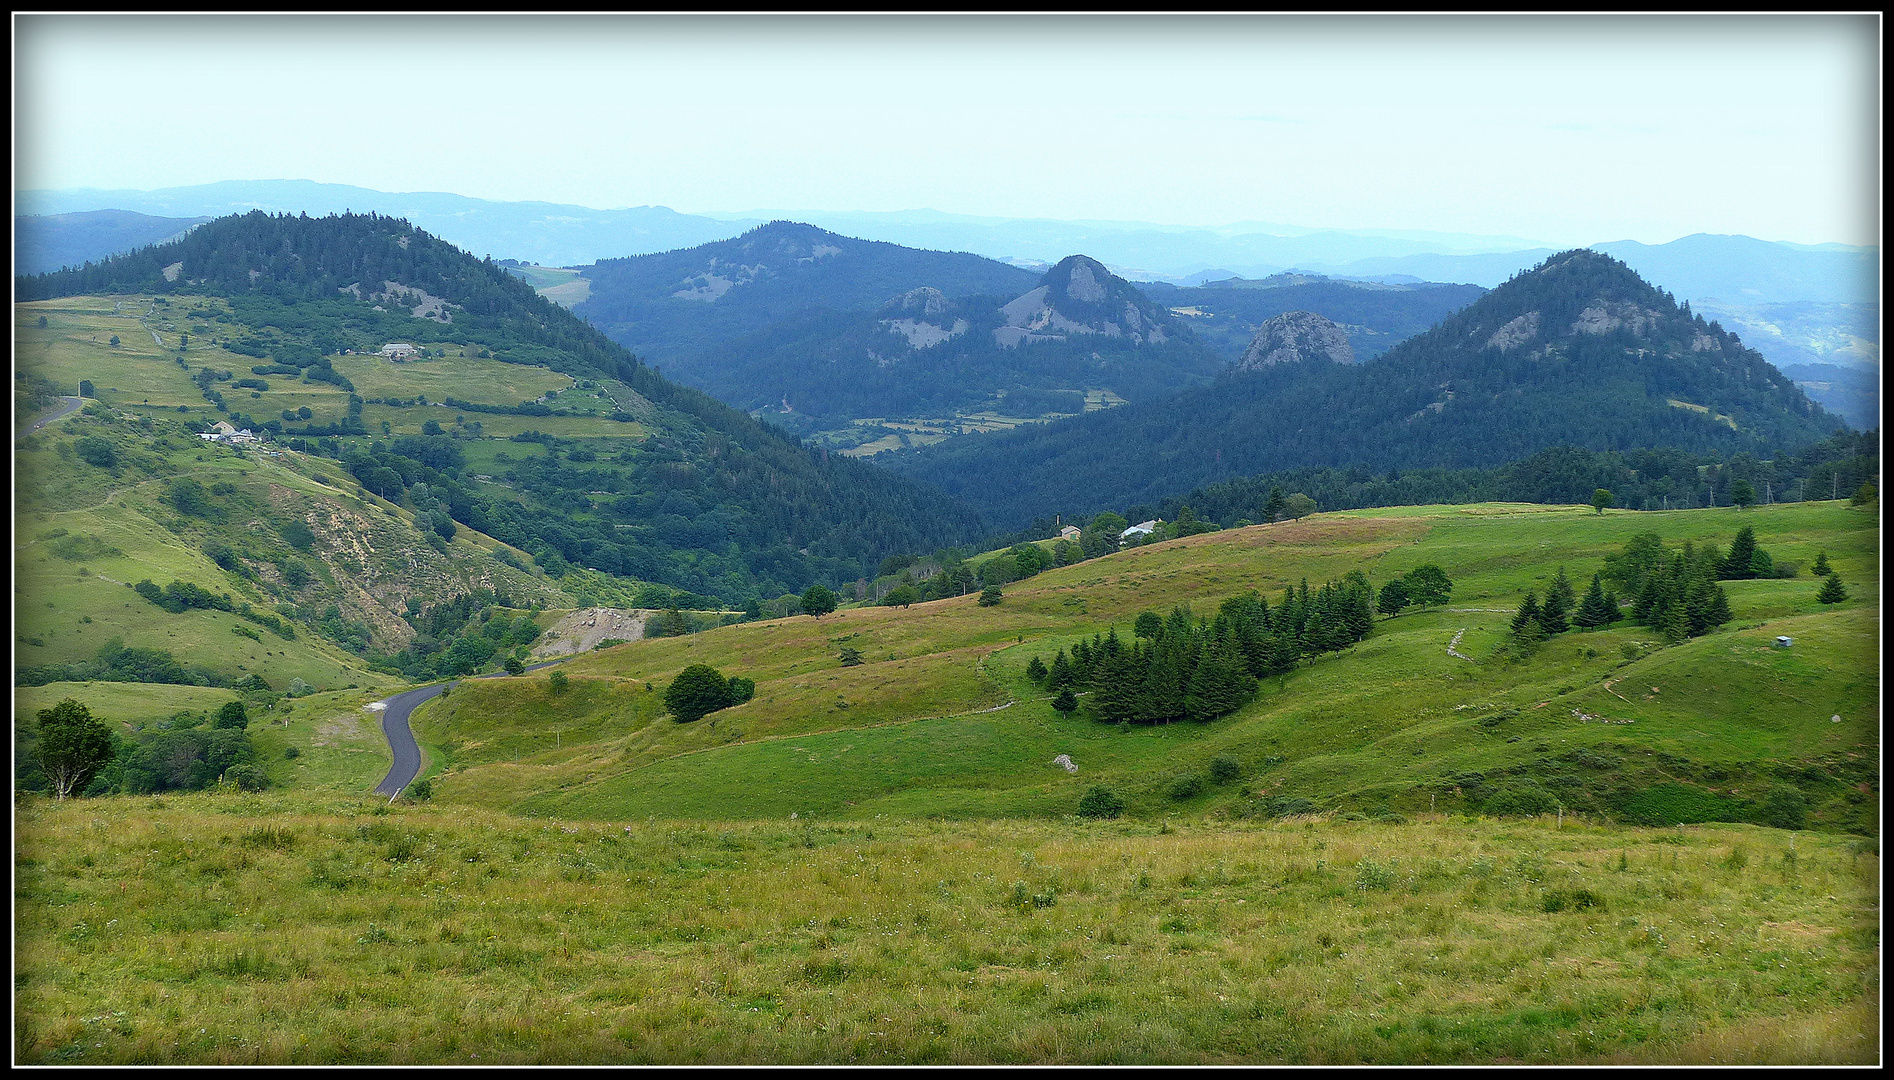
top-left (14, 400), bottom-right (557, 693)
top-left (887, 250), bottom-right (1845, 528)
top-left (407, 500), bottom-right (1877, 834)
top-left (15, 211), bottom-right (987, 599)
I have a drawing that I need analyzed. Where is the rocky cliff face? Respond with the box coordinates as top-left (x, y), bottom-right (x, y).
top-left (994, 255), bottom-right (1173, 348)
top-left (1235, 310), bottom-right (1356, 369)
top-left (878, 287), bottom-right (970, 351)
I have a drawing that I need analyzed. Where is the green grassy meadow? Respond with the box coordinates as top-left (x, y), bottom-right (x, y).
top-left (13, 462), bottom-right (1881, 1060)
top-left (14, 296), bottom-right (644, 440)
top-left (12, 796), bottom-right (1878, 1064)
top-left (405, 502), bottom-right (1876, 833)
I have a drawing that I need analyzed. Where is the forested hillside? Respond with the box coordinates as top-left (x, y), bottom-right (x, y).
top-left (572, 221), bottom-right (1040, 363)
top-left (888, 250), bottom-right (1846, 528)
top-left (670, 255), bottom-right (1223, 423)
top-left (1137, 276), bottom-right (1487, 363)
top-left (16, 212), bottom-right (985, 602)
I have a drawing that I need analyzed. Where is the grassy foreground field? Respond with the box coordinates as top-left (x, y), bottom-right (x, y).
top-left (13, 500), bottom-right (1879, 1063)
top-left (13, 793), bottom-right (1878, 1064)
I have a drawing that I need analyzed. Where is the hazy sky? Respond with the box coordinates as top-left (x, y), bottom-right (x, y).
top-left (13, 14), bottom-right (1881, 247)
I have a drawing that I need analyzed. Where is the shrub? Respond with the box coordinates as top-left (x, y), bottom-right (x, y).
top-left (1484, 783), bottom-right (1557, 817)
top-left (213, 700), bottom-right (249, 730)
top-left (547, 670), bottom-right (569, 694)
top-left (1542, 888), bottom-right (1604, 912)
top-left (1209, 755), bottom-right (1242, 784)
top-left (74, 436), bottom-right (117, 469)
top-left (406, 777), bottom-right (433, 802)
top-left (1167, 773), bottom-right (1204, 800)
top-left (1354, 860), bottom-right (1394, 891)
top-left (1077, 786), bottom-right (1125, 819)
top-left (1760, 785), bottom-right (1808, 830)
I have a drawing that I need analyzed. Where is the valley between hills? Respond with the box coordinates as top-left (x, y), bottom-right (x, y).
top-left (12, 210), bottom-right (1880, 1065)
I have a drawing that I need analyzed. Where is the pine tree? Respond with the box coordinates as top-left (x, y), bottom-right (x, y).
top-left (1026, 655), bottom-right (1048, 683)
top-left (1090, 647), bottom-right (1143, 724)
top-left (1339, 572), bottom-right (1374, 641)
top-left (1632, 575), bottom-right (1662, 624)
top-left (1071, 639), bottom-right (1095, 683)
top-left (1660, 600), bottom-right (1690, 643)
top-left (1376, 579), bottom-right (1409, 617)
top-left (1683, 577), bottom-right (1717, 635)
top-left (1051, 687), bottom-right (1079, 717)
top-left (1574, 573), bottom-right (1616, 628)
top-left (1701, 583), bottom-right (1732, 628)
top-left (1302, 608), bottom-right (1334, 654)
top-left (1184, 635), bottom-right (1256, 722)
top-left (1263, 486), bottom-right (1286, 523)
top-left (1511, 592), bottom-right (1545, 642)
top-left (1817, 574), bottom-right (1848, 604)
top-left (1721, 526), bottom-right (1759, 580)
top-left (1046, 649), bottom-right (1073, 689)
top-left (1812, 551), bottom-right (1831, 576)
top-left (1140, 640), bottom-right (1189, 723)
top-left (1540, 568), bottom-right (1574, 635)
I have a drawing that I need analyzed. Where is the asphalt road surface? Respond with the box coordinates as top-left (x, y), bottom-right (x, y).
top-left (23, 396), bottom-right (83, 437)
top-left (371, 658), bottom-right (573, 798)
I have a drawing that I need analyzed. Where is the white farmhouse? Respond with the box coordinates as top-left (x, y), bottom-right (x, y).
top-left (1119, 519), bottom-right (1163, 545)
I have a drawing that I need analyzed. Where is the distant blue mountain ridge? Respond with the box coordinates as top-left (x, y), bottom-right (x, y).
top-left (18, 180), bottom-right (1875, 305)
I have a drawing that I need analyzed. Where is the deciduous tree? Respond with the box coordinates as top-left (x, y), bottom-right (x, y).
top-left (800, 584), bottom-right (837, 618)
top-left (37, 699), bottom-right (114, 799)
top-left (665, 663), bottom-right (734, 723)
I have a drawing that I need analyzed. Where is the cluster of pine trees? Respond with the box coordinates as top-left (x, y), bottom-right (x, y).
top-left (1510, 567), bottom-right (1625, 644)
top-left (1027, 575), bottom-right (1377, 725)
top-left (1590, 530), bottom-right (1761, 643)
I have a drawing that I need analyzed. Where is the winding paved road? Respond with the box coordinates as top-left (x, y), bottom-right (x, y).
top-left (371, 658), bottom-right (574, 798)
top-left (22, 396), bottom-right (83, 438)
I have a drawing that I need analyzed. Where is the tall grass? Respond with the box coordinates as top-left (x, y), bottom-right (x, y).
top-left (14, 793), bottom-right (1878, 1064)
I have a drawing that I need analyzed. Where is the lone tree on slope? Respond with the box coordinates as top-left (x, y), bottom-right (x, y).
top-left (37, 699), bottom-right (114, 800)
top-left (1817, 574), bottom-right (1848, 605)
top-left (800, 584), bottom-right (837, 618)
top-left (665, 663), bottom-right (736, 723)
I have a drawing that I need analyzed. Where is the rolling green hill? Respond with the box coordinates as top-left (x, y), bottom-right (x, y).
top-left (403, 500), bottom-right (1877, 834)
top-left (15, 212), bottom-right (988, 603)
top-left (15, 495), bottom-right (1879, 1066)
